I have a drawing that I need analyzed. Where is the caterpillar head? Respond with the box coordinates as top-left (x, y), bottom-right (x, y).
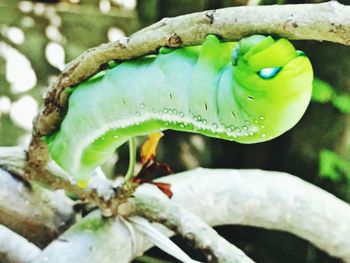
top-left (230, 35), bottom-right (313, 142)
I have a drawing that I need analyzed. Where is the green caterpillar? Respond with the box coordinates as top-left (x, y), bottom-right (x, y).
top-left (46, 35), bottom-right (313, 182)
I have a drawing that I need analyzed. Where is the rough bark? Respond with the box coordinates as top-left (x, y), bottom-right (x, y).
top-left (30, 169), bottom-right (350, 262)
top-left (0, 225), bottom-right (41, 263)
top-left (0, 168), bottom-right (75, 247)
top-left (2, 146), bottom-right (350, 261)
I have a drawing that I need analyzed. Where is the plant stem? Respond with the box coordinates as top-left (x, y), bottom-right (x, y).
top-left (124, 138), bottom-right (137, 182)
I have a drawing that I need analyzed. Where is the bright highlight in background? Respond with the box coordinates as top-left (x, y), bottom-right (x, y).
top-left (45, 42), bottom-right (65, 71)
top-left (10, 96), bottom-right (38, 130)
top-left (0, 43), bottom-right (37, 94)
top-left (107, 27), bottom-right (125, 42)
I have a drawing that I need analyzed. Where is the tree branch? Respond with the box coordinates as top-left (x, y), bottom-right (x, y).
top-left (0, 225), bottom-right (41, 263)
top-left (138, 168), bottom-right (350, 262)
top-left (0, 167), bottom-right (75, 247)
top-left (2, 145), bottom-right (350, 260)
top-left (130, 194), bottom-right (255, 263)
top-left (30, 169), bottom-right (350, 262)
top-left (0, 146), bottom-right (89, 198)
top-left (0, 146), bottom-right (137, 216)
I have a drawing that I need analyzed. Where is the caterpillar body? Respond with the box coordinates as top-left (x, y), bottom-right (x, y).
top-left (46, 35), bottom-right (313, 182)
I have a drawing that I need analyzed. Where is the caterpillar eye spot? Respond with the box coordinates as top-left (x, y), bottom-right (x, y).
top-left (204, 103), bottom-right (208, 111)
top-left (258, 67), bottom-right (281, 79)
top-left (248, 96), bottom-right (254, 101)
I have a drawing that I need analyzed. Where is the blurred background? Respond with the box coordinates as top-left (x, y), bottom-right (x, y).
top-left (0, 0), bottom-right (349, 262)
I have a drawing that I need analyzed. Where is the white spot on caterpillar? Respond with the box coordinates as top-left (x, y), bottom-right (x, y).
top-left (259, 115), bottom-right (265, 120)
top-left (69, 110), bottom-right (260, 176)
top-left (261, 133), bottom-right (266, 138)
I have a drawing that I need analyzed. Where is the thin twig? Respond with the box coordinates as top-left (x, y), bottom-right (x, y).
top-left (125, 138), bottom-right (137, 182)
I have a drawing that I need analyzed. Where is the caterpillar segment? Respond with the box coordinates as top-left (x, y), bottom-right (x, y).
top-left (46, 35), bottom-right (313, 182)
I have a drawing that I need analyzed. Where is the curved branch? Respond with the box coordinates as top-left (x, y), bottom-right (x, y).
top-left (0, 146), bottom-right (89, 198)
top-left (137, 168), bottom-right (350, 262)
top-left (0, 225), bottom-right (41, 263)
top-left (131, 195), bottom-right (255, 263)
top-left (31, 169), bottom-right (350, 263)
top-left (3, 146), bottom-right (350, 260)
top-left (32, 1), bottom-right (350, 138)
top-left (4, 143), bottom-right (350, 262)
top-left (0, 167), bottom-right (75, 247)
top-left (32, 206), bottom-right (255, 263)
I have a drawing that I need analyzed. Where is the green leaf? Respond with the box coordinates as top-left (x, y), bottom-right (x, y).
top-left (319, 149), bottom-right (350, 182)
top-left (312, 78), bottom-right (350, 114)
top-left (331, 93), bottom-right (350, 113)
top-left (312, 78), bottom-right (334, 103)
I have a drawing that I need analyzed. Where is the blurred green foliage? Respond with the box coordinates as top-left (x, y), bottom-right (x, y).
top-left (313, 78), bottom-right (350, 113)
top-left (319, 149), bottom-right (350, 182)
top-left (312, 78), bottom-right (335, 103)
